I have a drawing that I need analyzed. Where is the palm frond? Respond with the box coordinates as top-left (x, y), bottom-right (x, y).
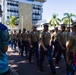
top-left (7, 16), bottom-right (17, 30)
top-left (57, 18), bottom-right (61, 22)
top-left (71, 14), bottom-right (76, 17)
top-left (62, 17), bottom-right (68, 21)
top-left (63, 20), bottom-right (69, 25)
top-left (56, 20), bottom-right (60, 25)
top-left (64, 13), bottom-right (69, 16)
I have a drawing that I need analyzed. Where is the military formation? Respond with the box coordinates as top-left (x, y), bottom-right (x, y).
top-left (9, 22), bottom-right (76, 75)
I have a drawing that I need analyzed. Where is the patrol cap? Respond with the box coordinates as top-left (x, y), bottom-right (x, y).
top-left (19, 29), bottom-right (21, 31)
top-left (23, 28), bottom-right (26, 31)
top-left (71, 22), bottom-right (76, 27)
top-left (32, 25), bottom-right (37, 28)
top-left (55, 27), bottom-right (58, 30)
top-left (60, 24), bottom-right (66, 28)
top-left (43, 23), bottom-right (49, 27)
top-left (14, 30), bottom-right (16, 32)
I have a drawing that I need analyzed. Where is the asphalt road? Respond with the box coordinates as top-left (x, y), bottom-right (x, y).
top-left (7, 47), bottom-right (67, 75)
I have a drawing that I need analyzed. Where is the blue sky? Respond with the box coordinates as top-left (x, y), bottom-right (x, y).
top-left (42, 0), bottom-right (76, 20)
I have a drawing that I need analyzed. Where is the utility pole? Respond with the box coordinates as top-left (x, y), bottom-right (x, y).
top-left (22, 16), bottom-right (23, 31)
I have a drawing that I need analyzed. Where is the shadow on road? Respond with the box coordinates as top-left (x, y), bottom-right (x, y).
top-left (7, 49), bottom-right (67, 75)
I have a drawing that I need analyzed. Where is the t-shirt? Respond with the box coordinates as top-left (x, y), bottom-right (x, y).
top-left (0, 23), bottom-right (10, 74)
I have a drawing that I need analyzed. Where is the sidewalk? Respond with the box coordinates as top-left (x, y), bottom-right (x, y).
top-left (7, 47), bottom-right (19, 75)
top-left (9, 65), bottom-right (19, 75)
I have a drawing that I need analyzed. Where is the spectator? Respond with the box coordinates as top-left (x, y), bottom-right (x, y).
top-left (0, 5), bottom-right (10, 75)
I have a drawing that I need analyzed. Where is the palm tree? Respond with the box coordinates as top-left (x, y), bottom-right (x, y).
top-left (49, 14), bottom-right (61, 28)
top-left (8, 16), bottom-right (17, 30)
top-left (62, 13), bottom-right (76, 27)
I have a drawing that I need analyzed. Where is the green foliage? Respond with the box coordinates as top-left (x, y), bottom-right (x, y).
top-left (8, 16), bottom-right (17, 30)
top-left (62, 13), bottom-right (76, 27)
top-left (49, 14), bottom-right (61, 27)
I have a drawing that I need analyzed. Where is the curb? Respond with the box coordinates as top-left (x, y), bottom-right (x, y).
top-left (9, 65), bottom-right (19, 75)
top-left (8, 47), bottom-right (19, 75)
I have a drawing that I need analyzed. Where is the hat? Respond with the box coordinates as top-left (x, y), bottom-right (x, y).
top-left (55, 27), bottom-right (58, 30)
top-left (60, 24), bottom-right (66, 28)
top-left (32, 26), bottom-right (37, 28)
top-left (23, 28), bottom-right (26, 31)
top-left (43, 23), bottom-right (49, 27)
top-left (71, 22), bottom-right (76, 27)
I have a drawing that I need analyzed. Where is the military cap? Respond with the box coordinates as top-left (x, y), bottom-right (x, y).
top-left (55, 27), bottom-right (58, 30)
top-left (61, 24), bottom-right (66, 26)
top-left (32, 25), bottom-right (37, 28)
top-left (43, 23), bottom-right (49, 27)
top-left (60, 24), bottom-right (66, 28)
top-left (23, 28), bottom-right (26, 31)
top-left (14, 30), bottom-right (16, 32)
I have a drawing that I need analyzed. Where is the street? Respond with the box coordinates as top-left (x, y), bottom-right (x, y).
top-left (7, 47), bottom-right (67, 75)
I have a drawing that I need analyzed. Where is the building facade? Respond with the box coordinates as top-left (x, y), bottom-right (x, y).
top-left (1, 0), bottom-right (46, 30)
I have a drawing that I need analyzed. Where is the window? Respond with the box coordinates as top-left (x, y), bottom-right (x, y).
top-left (7, 9), bottom-right (18, 13)
top-left (7, 9), bottom-right (10, 12)
top-left (7, 3), bottom-right (18, 7)
top-left (7, 16), bottom-right (9, 18)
